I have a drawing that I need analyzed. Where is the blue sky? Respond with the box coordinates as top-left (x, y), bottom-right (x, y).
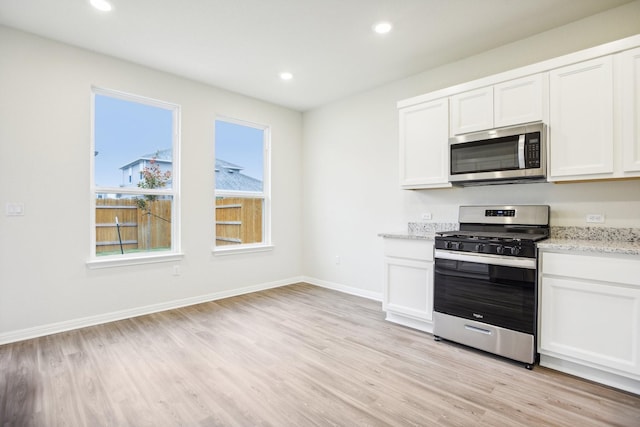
top-left (215, 120), bottom-right (264, 181)
top-left (94, 94), bottom-right (173, 187)
top-left (94, 94), bottom-right (264, 187)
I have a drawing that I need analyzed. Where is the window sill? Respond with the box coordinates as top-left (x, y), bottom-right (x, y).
top-left (213, 244), bottom-right (274, 256)
top-left (86, 252), bottom-right (185, 269)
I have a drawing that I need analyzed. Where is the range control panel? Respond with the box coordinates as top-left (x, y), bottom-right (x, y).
top-left (485, 209), bottom-right (515, 217)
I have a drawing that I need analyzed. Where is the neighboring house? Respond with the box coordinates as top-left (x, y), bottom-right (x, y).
top-left (119, 149), bottom-right (262, 191)
top-left (120, 148), bottom-right (173, 188)
top-left (215, 158), bottom-right (262, 192)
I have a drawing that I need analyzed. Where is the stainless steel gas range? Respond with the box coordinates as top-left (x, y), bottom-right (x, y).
top-left (433, 205), bottom-right (550, 369)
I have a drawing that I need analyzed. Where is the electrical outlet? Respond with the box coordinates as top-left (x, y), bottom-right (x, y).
top-left (6, 202), bottom-right (24, 216)
top-left (421, 212), bottom-right (432, 221)
top-left (335, 256), bottom-right (341, 265)
top-left (586, 214), bottom-right (605, 223)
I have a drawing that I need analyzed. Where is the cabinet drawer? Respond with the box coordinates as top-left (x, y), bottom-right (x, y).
top-left (384, 238), bottom-right (433, 261)
top-left (542, 252), bottom-right (640, 286)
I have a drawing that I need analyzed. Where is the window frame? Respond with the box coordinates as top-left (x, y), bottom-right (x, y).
top-left (87, 87), bottom-right (183, 268)
top-left (213, 116), bottom-right (272, 255)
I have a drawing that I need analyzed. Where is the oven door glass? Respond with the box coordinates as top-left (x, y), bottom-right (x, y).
top-left (434, 257), bottom-right (536, 334)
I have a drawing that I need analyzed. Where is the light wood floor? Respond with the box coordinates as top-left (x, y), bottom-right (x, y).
top-left (1, 283), bottom-right (639, 426)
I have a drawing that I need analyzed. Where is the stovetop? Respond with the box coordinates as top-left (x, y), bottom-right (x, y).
top-left (435, 205), bottom-right (550, 258)
top-left (436, 230), bottom-right (549, 242)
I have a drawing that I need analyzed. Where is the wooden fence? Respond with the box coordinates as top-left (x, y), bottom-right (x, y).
top-left (95, 198), bottom-right (172, 254)
top-left (215, 197), bottom-right (263, 246)
top-left (95, 197), bottom-right (262, 254)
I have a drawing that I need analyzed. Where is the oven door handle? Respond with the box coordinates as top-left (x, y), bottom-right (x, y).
top-left (435, 249), bottom-right (536, 269)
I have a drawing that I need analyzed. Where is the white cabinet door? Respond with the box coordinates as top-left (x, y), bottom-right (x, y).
top-left (383, 239), bottom-right (434, 332)
top-left (540, 276), bottom-right (640, 376)
top-left (548, 56), bottom-right (614, 180)
top-left (451, 75), bottom-right (545, 135)
top-left (398, 98), bottom-right (451, 189)
top-left (383, 257), bottom-right (433, 322)
top-left (494, 74), bottom-right (546, 128)
top-left (540, 251), bottom-right (640, 378)
top-left (450, 87), bottom-right (493, 135)
top-left (620, 47), bottom-right (640, 174)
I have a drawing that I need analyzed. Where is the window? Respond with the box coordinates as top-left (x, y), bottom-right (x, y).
top-left (214, 118), bottom-right (270, 251)
top-left (89, 88), bottom-right (181, 267)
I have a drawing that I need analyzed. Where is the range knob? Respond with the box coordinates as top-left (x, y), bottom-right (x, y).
top-left (510, 246), bottom-right (521, 256)
top-left (447, 241), bottom-right (462, 250)
top-left (495, 245), bottom-right (505, 255)
top-left (475, 243), bottom-right (485, 252)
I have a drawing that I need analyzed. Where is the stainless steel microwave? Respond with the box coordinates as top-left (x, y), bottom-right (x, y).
top-left (448, 122), bottom-right (546, 186)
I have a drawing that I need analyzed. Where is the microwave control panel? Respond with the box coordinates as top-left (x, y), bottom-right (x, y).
top-left (525, 133), bottom-right (541, 168)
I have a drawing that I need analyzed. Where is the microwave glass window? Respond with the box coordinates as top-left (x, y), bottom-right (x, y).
top-left (451, 137), bottom-right (519, 174)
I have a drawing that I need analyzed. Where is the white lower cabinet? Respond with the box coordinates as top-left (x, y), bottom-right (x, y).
top-left (383, 238), bottom-right (434, 333)
top-left (539, 251), bottom-right (640, 394)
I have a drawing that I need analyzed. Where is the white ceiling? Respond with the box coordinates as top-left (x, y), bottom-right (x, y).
top-left (0, 0), bottom-right (633, 111)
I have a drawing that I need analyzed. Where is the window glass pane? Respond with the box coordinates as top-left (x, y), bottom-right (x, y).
top-left (92, 89), bottom-right (178, 261)
top-left (94, 95), bottom-right (173, 189)
top-left (214, 118), bottom-right (267, 248)
top-left (95, 194), bottom-right (173, 256)
top-left (215, 120), bottom-right (263, 191)
top-left (215, 196), bottom-right (263, 246)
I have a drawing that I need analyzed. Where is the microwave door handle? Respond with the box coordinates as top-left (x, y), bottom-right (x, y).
top-left (518, 134), bottom-right (526, 168)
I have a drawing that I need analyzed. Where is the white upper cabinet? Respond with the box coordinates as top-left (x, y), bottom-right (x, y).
top-left (494, 74), bottom-right (547, 128)
top-left (548, 56), bottom-right (614, 180)
top-left (398, 35), bottom-right (640, 189)
top-left (620, 47), bottom-right (640, 174)
top-left (450, 87), bottom-right (493, 135)
top-left (450, 74), bottom-right (546, 135)
top-left (398, 98), bottom-right (451, 189)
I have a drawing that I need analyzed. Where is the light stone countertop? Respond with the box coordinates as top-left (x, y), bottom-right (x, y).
top-left (378, 222), bottom-right (458, 241)
top-left (380, 224), bottom-right (640, 256)
top-left (539, 226), bottom-right (640, 256)
top-left (377, 231), bottom-right (436, 241)
top-left (538, 238), bottom-right (640, 256)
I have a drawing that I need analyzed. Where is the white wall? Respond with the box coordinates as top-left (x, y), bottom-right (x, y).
top-left (0, 26), bottom-right (303, 340)
top-left (302, 1), bottom-right (640, 299)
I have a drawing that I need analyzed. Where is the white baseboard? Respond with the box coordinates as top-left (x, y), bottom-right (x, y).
top-left (540, 354), bottom-right (640, 395)
top-left (302, 276), bottom-right (383, 302)
top-left (385, 312), bottom-right (434, 334)
top-left (0, 276), bottom-right (305, 345)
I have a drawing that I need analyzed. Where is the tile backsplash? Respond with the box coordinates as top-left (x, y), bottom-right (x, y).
top-left (407, 222), bottom-right (458, 236)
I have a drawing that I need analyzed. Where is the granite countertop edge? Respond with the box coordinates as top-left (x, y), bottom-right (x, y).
top-left (378, 222), bottom-right (457, 241)
top-left (380, 224), bottom-right (640, 256)
top-left (537, 239), bottom-right (640, 256)
top-left (378, 232), bottom-right (436, 241)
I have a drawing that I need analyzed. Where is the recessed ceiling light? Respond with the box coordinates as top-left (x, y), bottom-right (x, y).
top-left (373, 21), bottom-right (392, 34)
top-left (279, 72), bottom-right (293, 81)
top-left (90, 0), bottom-right (113, 12)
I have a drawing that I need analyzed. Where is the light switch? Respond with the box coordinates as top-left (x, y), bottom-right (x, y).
top-left (6, 202), bottom-right (25, 216)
